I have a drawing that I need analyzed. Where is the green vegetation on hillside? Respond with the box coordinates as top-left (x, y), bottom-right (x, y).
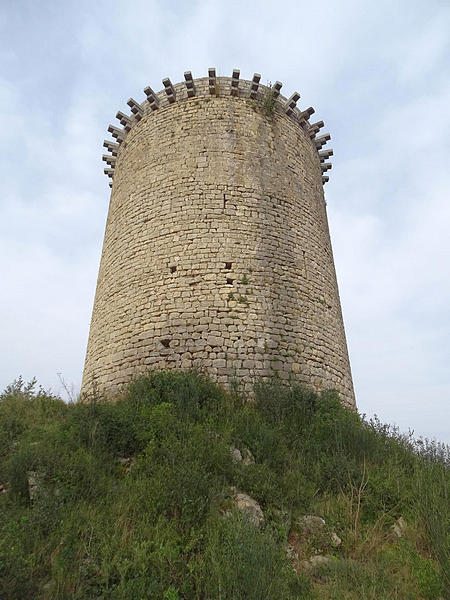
top-left (0, 372), bottom-right (448, 599)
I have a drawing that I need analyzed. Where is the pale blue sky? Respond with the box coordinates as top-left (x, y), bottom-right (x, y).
top-left (1, 0), bottom-right (449, 442)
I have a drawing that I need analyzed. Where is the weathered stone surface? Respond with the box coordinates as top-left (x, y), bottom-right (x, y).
top-left (230, 447), bottom-right (242, 463)
top-left (330, 531), bottom-right (342, 547)
top-left (242, 448), bottom-right (255, 466)
top-left (231, 489), bottom-right (264, 526)
top-left (230, 446), bottom-right (255, 466)
top-left (290, 514), bottom-right (342, 558)
top-left (300, 555), bottom-right (335, 570)
top-left (298, 515), bottom-right (326, 533)
top-left (81, 75), bottom-right (354, 406)
top-left (27, 471), bottom-right (39, 501)
top-left (392, 516), bottom-right (407, 538)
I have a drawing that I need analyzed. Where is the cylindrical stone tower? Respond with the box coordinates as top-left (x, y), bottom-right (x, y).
top-left (82, 69), bottom-right (355, 406)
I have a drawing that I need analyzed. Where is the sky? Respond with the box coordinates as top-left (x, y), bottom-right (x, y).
top-left (0, 0), bottom-right (449, 442)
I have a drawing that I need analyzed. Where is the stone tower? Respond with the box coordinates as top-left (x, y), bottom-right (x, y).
top-left (81, 69), bottom-right (355, 406)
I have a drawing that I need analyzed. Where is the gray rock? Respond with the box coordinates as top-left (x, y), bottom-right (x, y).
top-left (242, 448), bottom-right (255, 466)
top-left (230, 447), bottom-right (242, 463)
top-left (296, 514), bottom-right (342, 548)
top-left (286, 543), bottom-right (299, 563)
top-left (298, 515), bottom-right (326, 533)
top-left (330, 531), bottom-right (342, 547)
top-left (232, 490), bottom-right (264, 526)
top-left (301, 555), bottom-right (335, 570)
top-left (27, 471), bottom-right (39, 501)
top-left (392, 516), bottom-right (407, 538)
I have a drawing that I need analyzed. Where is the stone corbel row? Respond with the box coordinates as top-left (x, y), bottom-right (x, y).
top-left (314, 135), bottom-right (333, 184)
top-left (102, 68), bottom-right (333, 188)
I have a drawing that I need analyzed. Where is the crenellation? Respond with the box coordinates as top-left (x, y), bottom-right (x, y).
top-left (272, 81), bottom-right (283, 98)
top-left (143, 86), bottom-right (159, 110)
top-left (127, 98), bottom-right (144, 119)
top-left (107, 124), bottom-right (125, 142)
top-left (308, 120), bottom-right (324, 138)
top-left (230, 68), bottom-right (240, 96)
top-left (208, 68), bottom-right (217, 94)
top-left (162, 77), bottom-right (176, 103)
top-left (184, 71), bottom-right (196, 97)
top-left (103, 140), bottom-right (120, 155)
top-left (249, 73), bottom-right (261, 99)
top-left (314, 133), bottom-right (331, 149)
top-left (284, 92), bottom-right (301, 116)
top-left (102, 154), bottom-right (116, 166)
top-left (116, 111), bottom-right (133, 132)
top-left (298, 106), bottom-right (315, 123)
top-left (318, 149), bottom-right (333, 161)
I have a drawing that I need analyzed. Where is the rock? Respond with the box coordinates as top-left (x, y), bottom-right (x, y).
top-left (242, 448), bottom-right (255, 466)
top-left (27, 471), bottom-right (39, 501)
top-left (392, 516), bottom-right (407, 538)
top-left (293, 514), bottom-right (342, 552)
top-left (230, 447), bottom-right (242, 463)
top-left (298, 515), bottom-right (326, 534)
top-left (330, 531), bottom-right (342, 547)
top-left (300, 555), bottom-right (335, 570)
top-left (286, 544), bottom-right (298, 562)
top-left (0, 483), bottom-right (6, 494)
top-left (232, 490), bottom-right (264, 526)
top-left (230, 446), bottom-right (255, 466)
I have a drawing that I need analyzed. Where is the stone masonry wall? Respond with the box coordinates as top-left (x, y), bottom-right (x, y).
top-left (82, 74), bottom-right (355, 406)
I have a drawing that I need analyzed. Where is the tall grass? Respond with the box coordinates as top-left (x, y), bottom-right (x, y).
top-left (0, 372), bottom-right (448, 599)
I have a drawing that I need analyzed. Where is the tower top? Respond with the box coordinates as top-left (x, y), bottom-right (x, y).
top-left (102, 69), bottom-right (333, 189)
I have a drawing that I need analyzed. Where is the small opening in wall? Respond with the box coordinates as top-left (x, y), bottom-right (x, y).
top-left (226, 278), bottom-right (233, 286)
top-left (160, 339), bottom-right (170, 348)
top-left (170, 266), bottom-right (177, 273)
top-left (225, 262), bottom-right (232, 270)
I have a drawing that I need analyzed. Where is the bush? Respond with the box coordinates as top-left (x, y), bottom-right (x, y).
top-left (0, 371), bottom-right (448, 598)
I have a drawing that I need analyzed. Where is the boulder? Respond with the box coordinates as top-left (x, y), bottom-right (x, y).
top-left (230, 447), bottom-right (242, 463)
top-left (230, 446), bottom-right (255, 465)
top-left (298, 515), bottom-right (326, 533)
top-left (231, 489), bottom-right (264, 526)
top-left (242, 448), bottom-right (255, 466)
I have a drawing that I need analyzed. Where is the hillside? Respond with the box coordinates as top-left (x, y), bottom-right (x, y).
top-left (0, 372), bottom-right (448, 599)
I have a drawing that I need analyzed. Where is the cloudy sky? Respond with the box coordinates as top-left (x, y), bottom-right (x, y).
top-left (1, 0), bottom-right (449, 442)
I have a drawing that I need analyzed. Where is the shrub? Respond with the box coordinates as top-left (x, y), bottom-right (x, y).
top-left (0, 371), bottom-right (448, 598)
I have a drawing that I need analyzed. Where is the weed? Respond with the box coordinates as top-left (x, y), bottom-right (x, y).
top-left (262, 86), bottom-right (277, 117)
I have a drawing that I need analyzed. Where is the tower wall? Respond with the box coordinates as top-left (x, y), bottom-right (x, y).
top-left (82, 74), bottom-right (355, 406)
